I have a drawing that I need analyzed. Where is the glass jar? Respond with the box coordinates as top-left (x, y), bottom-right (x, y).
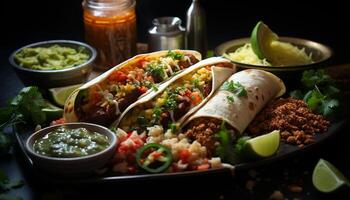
top-left (83, 0), bottom-right (136, 71)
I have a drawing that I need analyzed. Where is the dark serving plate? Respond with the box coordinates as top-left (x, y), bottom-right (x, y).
top-left (14, 118), bottom-right (348, 185)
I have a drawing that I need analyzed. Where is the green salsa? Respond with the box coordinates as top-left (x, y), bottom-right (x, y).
top-left (33, 126), bottom-right (110, 158)
top-left (15, 45), bottom-right (90, 70)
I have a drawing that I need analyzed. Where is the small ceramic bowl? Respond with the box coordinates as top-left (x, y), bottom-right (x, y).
top-left (25, 123), bottom-right (117, 176)
top-left (9, 40), bottom-right (96, 88)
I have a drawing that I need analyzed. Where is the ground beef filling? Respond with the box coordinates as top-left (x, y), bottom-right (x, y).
top-left (184, 118), bottom-right (223, 156)
top-left (248, 98), bottom-right (330, 148)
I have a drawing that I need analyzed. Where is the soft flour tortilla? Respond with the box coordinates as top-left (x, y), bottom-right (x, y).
top-left (64, 50), bottom-right (201, 123)
top-left (112, 57), bottom-right (236, 130)
top-left (183, 69), bottom-right (286, 134)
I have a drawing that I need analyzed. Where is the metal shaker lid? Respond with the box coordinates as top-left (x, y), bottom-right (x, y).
top-left (149, 17), bottom-right (185, 36)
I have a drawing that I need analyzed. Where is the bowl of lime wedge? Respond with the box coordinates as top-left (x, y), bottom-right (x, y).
top-left (215, 21), bottom-right (332, 72)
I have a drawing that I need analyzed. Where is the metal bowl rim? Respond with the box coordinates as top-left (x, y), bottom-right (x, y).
top-left (9, 40), bottom-right (97, 74)
top-left (214, 36), bottom-right (333, 69)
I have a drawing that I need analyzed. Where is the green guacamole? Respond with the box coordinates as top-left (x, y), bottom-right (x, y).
top-left (15, 45), bottom-right (90, 70)
top-left (33, 126), bottom-right (110, 158)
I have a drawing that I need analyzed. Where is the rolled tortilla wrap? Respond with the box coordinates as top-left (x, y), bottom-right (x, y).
top-left (113, 57), bottom-right (236, 133)
top-left (182, 69), bottom-right (286, 153)
top-left (64, 50), bottom-right (201, 126)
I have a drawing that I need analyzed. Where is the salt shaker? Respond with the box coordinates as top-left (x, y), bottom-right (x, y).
top-left (186, 0), bottom-right (207, 55)
top-left (148, 17), bottom-right (186, 51)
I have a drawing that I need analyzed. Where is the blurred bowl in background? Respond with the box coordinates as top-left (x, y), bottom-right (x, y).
top-left (215, 37), bottom-right (333, 72)
top-left (9, 40), bottom-right (96, 89)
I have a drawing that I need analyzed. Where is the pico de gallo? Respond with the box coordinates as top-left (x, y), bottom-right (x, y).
top-left (74, 51), bottom-right (199, 126)
top-left (119, 66), bottom-right (213, 133)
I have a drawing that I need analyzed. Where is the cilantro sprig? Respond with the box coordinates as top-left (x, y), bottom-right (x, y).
top-left (290, 69), bottom-right (340, 118)
top-left (0, 86), bottom-right (49, 155)
top-left (220, 81), bottom-right (247, 103)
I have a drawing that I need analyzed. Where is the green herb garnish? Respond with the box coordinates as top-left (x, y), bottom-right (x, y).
top-left (221, 81), bottom-right (247, 97)
top-left (226, 96), bottom-right (235, 103)
top-left (290, 69), bottom-right (340, 118)
top-left (221, 80), bottom-right (247, 103)
top-left (214, 122), bottom-right (239, 164)
top-left (166, 51), bottom-right (184, 60)
top-left (146, 61), bottom-right (167, 81)
top-left (0, 87), bottom-right (50, 155)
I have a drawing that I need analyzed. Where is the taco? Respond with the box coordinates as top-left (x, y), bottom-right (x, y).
top-left (182, 69), bottom-right (286, 155)
top-left (64, 50), bottom-right (201, 126)
top-left (115, 57), bottom-right (236, 134)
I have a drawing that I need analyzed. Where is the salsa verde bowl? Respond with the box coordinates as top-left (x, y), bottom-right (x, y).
top-left (215, 37), bottom-right (333, 72)
top-left (9, 40), bottom-right (96, 88)
top-left (25, 123), bottom-right (117, 176)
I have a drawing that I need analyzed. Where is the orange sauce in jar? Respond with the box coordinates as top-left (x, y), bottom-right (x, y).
top-left (83, 0), bottom-right (136, 71)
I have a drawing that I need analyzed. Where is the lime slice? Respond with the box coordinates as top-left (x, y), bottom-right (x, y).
top-left (42, 101), bottom-right (63, 121)
top-left (49, 84), bottom-right (82, 107)
top-left (312, 159), bottom-right (350, 193)
top-left (243, 130), bottom-right (280, 158)
top-left (250, 21), bottom-right (278, 60)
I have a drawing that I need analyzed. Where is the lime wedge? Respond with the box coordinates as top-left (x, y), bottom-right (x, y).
top-left (312, 159), bottom-right (350, 193)
top-left (42, 101), bottom-right (63, 121)
top-left (243, 130), bottom-right (280, 158)
top-left (49, 84), bottom-right (82, 107)
top-left (250, 21), bottom-right (278, 60)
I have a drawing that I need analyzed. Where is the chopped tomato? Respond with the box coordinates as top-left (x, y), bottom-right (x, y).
top-left (108, 71), bottom-right (128, 83)
top-left (197, 164), bottom-right (210, 170)
top-left (51, 118), bottom-right (65, 126)
top-left (190, 91), bottom-right (202, 106)
top-left (138, 86), bottom-right (148, 94)
top-left (179, 149), bottom-right (191, 163)
top-left (117, 132), bottom-right (145, 154)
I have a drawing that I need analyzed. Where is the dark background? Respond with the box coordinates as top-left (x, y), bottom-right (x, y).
top-left (1, 1), bottom-right (350, 199)
top-left (1, 0), bottom-right (350, 63)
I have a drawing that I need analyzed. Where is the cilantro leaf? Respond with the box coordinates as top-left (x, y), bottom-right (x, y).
top-left (166, 51), bottom-right (184, 60)
top-left (291, 69), bottom-right (341, 118)
top-left (10, 87), bottom-right (46, 125)
top-left (234, 136), bottom-right (251, 156)
top-left (226, 96), bottom-right (235, 103)
top-left (301, 69), bottom-right (331, 88)
top-left (221, 81), bottom-right (247, 97)
top-left (214, 122), bottom-right (240, 164)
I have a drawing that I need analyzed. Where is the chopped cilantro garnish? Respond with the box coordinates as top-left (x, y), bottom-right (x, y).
top-left (151, 85), bottom-right (159, 92)
top-left (226, 96), bottom-right (235, 103)
top-left (220, 80), bottom-right (247, 102)
top-left (166, 51), bottom-right (184, 60)
top-left (221, 81), bottom-right (247, 97)
top-left (146, 61), bottom-right (167, 80)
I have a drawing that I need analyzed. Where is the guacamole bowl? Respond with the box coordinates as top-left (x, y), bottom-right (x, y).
top-left (25, 123), bottom-right (117, 176)
top-left (9, 40), bottom-right (96, 88)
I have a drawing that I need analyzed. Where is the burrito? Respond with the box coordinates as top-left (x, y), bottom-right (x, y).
top-left (114, 57), bottom-right (236, 134)
top-left (182, 69), bottom-right (286, 155)
top-left (64, 50), bottom-right (201, 126)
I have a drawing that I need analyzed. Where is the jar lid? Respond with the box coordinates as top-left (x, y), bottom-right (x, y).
top-left (83, 0), bottom-right (135, 11)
